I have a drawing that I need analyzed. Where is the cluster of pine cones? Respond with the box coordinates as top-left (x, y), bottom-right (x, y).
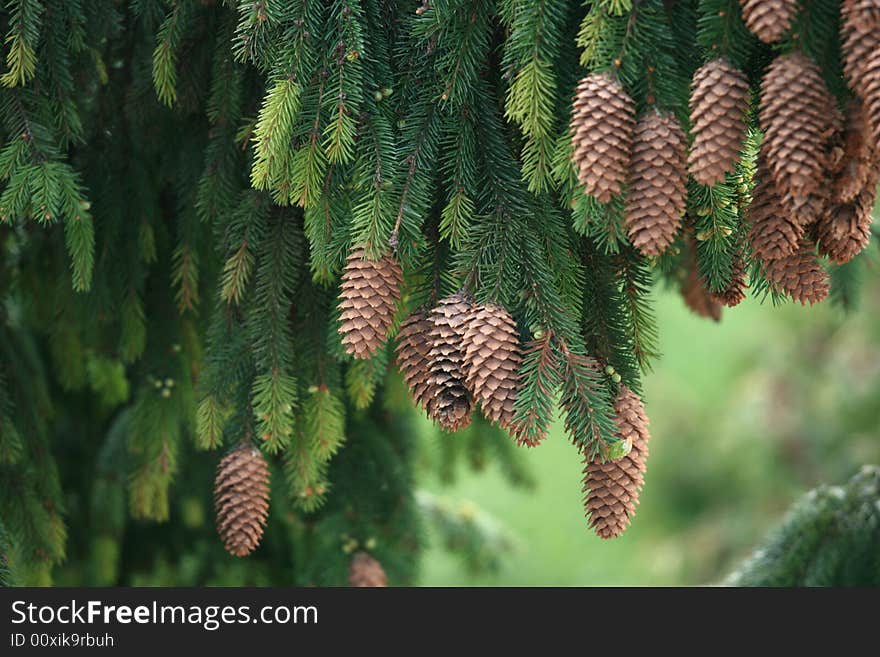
top-left (571, 0), bottom-right (880, 313)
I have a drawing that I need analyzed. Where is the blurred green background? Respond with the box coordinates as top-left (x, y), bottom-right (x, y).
top-left (415, 275), bottom-right (880, 585)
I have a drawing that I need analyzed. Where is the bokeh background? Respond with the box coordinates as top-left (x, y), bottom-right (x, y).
top-left (415, 269), bottom-right (880, 585)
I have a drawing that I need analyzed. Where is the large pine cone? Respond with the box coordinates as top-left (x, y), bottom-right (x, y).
top-left (570, 73), bottom-right (635, 203)
top-left (348, 552), bottom-right (388, 587)
top-left (740, 0), bottom-right (798, 44)
top-left (762, 240), bottom-right (830, 305)
top-left (841, 9), bottom-right (880, 98)
top-left (817, 193), bottom-right (874, 265)
top-left (760, 53), bottom-right (840, 203)
top-left (461, 303), bottom-right (522, 430)
top-left (624, 111), bottom-right (688, 256)
top-left (215, 444), bottom-right (271, 557)
top-left (337, 247), bottom-right (403, 360)
top-left (583, 386), bottom-right (650, 539)
top-left (747, 159), bottom-right (804, 260)
top-left (427, 294), bottom-right (474, 432)
top-left (688, 59), bottom-right (751, 186)
top-left (395, 309), bottom-right (435, 411)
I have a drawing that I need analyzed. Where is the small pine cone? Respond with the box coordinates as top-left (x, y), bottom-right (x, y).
top-left (624, 112), bottom-right (688, 256)
top-left (760, 53), bottom-right (839, 200)
top-left (833, 101), bottom-right (879, 203)
top-left (711, 254), bottom-right (748, 308)
top-left (740, 0), bottom-right (798, 43)
top-left (337, 247), bottom-right (403, 360)
top-left (348, 552), bottom-right (388, 587)
top-left (817, 193), bottom-right (875, 264)
top-left (427, 294), bottom-right (474, 432)
top-left (681, 264), bottom-right (723, 322)
top-left (863, 49), bottom-right (880, 146)
top-left (688, 59), bottom-right (751, 186)
top-left (583, 386), bottom-right (650, 539)
top-left (762, 240), bottom-right (830, 305)
top-left (570, 73), bottom-right (635, 203)
top-left (461, 303), bottom-right (522, 430)
top-left (395, 309), bottom-right (435, 411)
top-left (842, 0), bottom-right (880, 35)
top-left (747, 161), bottom-right (805, 260)
top-left (215, 444), bottom-right (270, 557)
top-left (841, 14), bottom-right (880, 98)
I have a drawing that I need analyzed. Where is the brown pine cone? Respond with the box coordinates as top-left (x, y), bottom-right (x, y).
top-left (747, 160), bottom-right (805, 260)
top-left (762, 240), bottom-right (830, 305)
top-left (688, 59), bottom-right (751, 186)
top-left (583, 385), bottom-right (650, 539)
top-left (461, 303), bottom-right (522, 430)
top-left (348, 552), bottom-right (388, 587)
top-left (842, 0), bottom-right (880, 35)
top-left (427, 293), bottom-right (474, 432)
top-left (863, 49), bottom-right (880, 146)
top-left (624, 111), bottom-right (688, 256)
top-left (710, 253), bottom-right (748, 308)
top-left (215, 444), bottom-right (271, 557)
top-left (841, 11), bottom-right (880, 98)
top-left (817, 191), bottom-right (875, 264)
top-left (833, 101), bottom-right (879, 203)
top-left (740, 0), bottom-right (798, 43)
top-left (337, 247), bottom-right (403, 360)
top-left (760, 53), bottom-right (840, 203)
top-left (570, 73), bottom-right (635, 203)
top-left (395, 309), bottom-right (435, 411)
top-left (682, 263), bottom-right (723, 321)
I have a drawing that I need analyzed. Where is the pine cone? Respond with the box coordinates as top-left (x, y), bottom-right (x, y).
top-left (817, 192), bottom-right (874, 264)
top-left (570, 73), bottom-right (635, 203)
top-left (682, 263), bottom-right (723, 321)
top-left (348, 552), bottom-right (388, 587)
top-left (395, 309), bottom-right (435, 411)
top-left (427, 294), bottom-right (474, 432)
top-left (841, 11), bottom-right (880, 98)
top-left (583, 386), bottom-right (650, 539)
top-left (461, 303), bottom-right (522, 430)
top-left (762, 240), bottom-right (830, 305)
top-left (215, 444), bottom-right (270, 557)
top-left (337, 247), bottom-right (403, 360)
top-left (842, 0), bottom-right (880, 35)
top-left (688, 59), bottom-right (751, 186)
top-left (760, 53), bottom-right (839, 201)
top-left (710, 253), bottom-right (748, 308)
top-left (624, 111), bottom-right (688, 256)
top-left (833, 101), bottom-right (879, 203)
top-left (863, 49), bottom-right (880, 146)
top-left (747, 160), bottom-right (805, 260)
top-left (740, 0), bottom-right (798, 44)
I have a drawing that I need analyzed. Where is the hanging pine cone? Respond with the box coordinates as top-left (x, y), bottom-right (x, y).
top-left (747, 160), bottom-right (805, 260)
top-left (427, 293), bottom-right (474, 432)
top-left (760, 53), bottom-right (839, 202)
top-left (461, 303), bottom-right (522, 430)
top-left (681, 263), bottom-right (723, 321)
top-left (739, 0), bottom-right (798, 44)
top-left (348, 551), bottom-right (388, 587)
top-left (841, 0), bottom-right (880, 35)
top-left (214, 444), bottom-right (271, 558)
top-left (688, 59), bottom-right (751, 186)
top-left (570, 73), bottom-right (635, 203)
top-left (583, 385), bottom-right (650, 539)
top-left (762, 240), bottom-right (830, 305)
top-left (841, 9), bottom-right (880, 98)
top-left (395, 309), bottom-right (435, 411)
top-left (863, 49), bottom-right (880, 146)
top-left (624, 111), bottom-right (688, 256)
top-left (833, 101), bottom-right (879, 203)
top-left (817, 193), bottom-right (875, 265)
top-left (337, 247), bottom-right (403, 360)
top-left (710, 253), bottom-right (748, 308)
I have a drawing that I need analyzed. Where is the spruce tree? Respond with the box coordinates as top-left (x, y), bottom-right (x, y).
top-left (0, 0), bottom-right (877, 585)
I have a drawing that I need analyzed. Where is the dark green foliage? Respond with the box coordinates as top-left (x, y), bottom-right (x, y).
top-left (727, 466), bottom-right (880, 587)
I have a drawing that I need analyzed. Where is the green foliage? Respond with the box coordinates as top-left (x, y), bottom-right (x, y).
top-left (727, 466), bottom-right (880, 587)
